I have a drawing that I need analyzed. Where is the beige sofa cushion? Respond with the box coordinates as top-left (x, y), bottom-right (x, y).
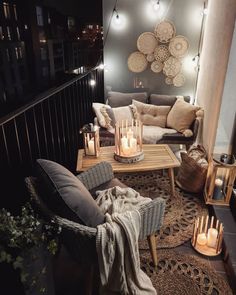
top-left (167, 98), bottom-right (200, 132)
top-left (92, 103), bottom-right (111, 128)
top-left (131, 100), bottom-right (171, 128)
top-left (100, 105), bottom-right (134, 129)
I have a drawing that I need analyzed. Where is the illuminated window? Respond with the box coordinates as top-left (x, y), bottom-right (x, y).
top-left (13, 4), bottom-right (17, 20)
top-left (68, 17), bottom-right (75, 30)
top-left (36, 6), bottom-right (44, 26)
top-left (6, 26), bottom-right (11, 40)
top-left (0, 27), bottom-right (4, 40)
top-left (3, 2), bottom-right (10, 19)
top-left (16, 27), bottom-right (20, 40)
top-left (48, 12), bottom-right (51, 24)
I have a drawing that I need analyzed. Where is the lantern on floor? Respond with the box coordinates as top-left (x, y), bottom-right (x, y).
top-left (80, 124), bottom-right (100, 157)
top-left (204, 154), bottom-right (236, 206)
top-left (191, 215), bottom-right (223, 256)
top-left (114, 119), bottom-right (144, 163)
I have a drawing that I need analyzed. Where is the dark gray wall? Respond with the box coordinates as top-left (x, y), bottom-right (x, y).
top-left (103, 0), bottom-right (205, 101)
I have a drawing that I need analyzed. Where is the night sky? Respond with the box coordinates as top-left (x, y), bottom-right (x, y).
top-left (43, 0), bottom-right (102, 23)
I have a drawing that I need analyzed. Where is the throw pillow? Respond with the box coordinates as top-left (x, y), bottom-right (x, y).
top-left (107, 91), bottom-right (147, 107)
top-left (92, 103), bottom-right (111, 128)
top-left (131, 100), bottom-right (171, 128)
top-left (167, 98), bottom-right (200, 133)
top-left (100, 105), bottom-right (134, 128)
top-left (36, 159), bottom-right (105, 227)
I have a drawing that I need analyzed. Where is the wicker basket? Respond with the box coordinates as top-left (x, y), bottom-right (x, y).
top-left (176, 146), bottom-right (208, 193)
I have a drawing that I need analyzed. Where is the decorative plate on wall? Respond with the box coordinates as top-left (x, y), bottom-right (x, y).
top-left (146, 53), bottom-right (155, 62)
top-left (137, 32), bottom-right (158, 55)
top-left (163, 56), bottom-right (182, 77)
top-left (173, 73), bottom-right (185, 87)
top-left (169, 35), bottom-right (189, 58)
top-left (154, 20), bottom-right (176, 43)
top-left (128, 51), bottom-right (148, 73)
top-left (151, 60), bottom-right (163, 73)
top-left (165, 76), bottom-right (173, 85)
top-left (154, 45), bottom-right (170, 62)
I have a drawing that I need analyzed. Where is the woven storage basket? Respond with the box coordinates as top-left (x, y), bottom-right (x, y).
top-left (176, 146), bottom-right (208, 193)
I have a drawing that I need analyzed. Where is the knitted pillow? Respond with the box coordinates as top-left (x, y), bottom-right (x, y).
top-left (36, 159), bottom-right (105, 227)
top-left (100, 106), bottom-right (134, 128)
top-left (131, 100), bottom-right (171, 127)
top-left (92, 103), bottom-right (111, 128)
top-left (167, 98), bottom-right (200, 133)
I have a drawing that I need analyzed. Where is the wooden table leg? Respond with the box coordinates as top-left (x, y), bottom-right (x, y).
top-left (147, 234), bottom-right (158, 267)
top-left (168, 168), bottom-right (175, 197)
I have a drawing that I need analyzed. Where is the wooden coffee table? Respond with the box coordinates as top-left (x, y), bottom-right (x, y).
top-left (76, 144), bottom-right (180, 196)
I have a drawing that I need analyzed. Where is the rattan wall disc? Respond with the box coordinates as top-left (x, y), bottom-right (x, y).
top-left (154, 45), bottom-right (170, 62)
top-left (147, 53), bottom-right (155, 62)
top-left (137, 32), bottom-right (158, 55)
top-left (151, 60), bottom-right (163, 73)
top-left (154, 21), bottom-right (176, 43)
top-left (169, 35), bottom-right (189, 58)
top-left (173, 73), bottom-right (185, 87)
top-left (165, 76), bottom-right (173, 85)
top-left (127, 51), bottom-right (148, 73)
top-left (163, 56), bottom-right (181, 77)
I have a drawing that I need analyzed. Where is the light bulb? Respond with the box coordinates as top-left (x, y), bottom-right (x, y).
top-left (114, 13), bottom-right (121, 25)
top-left (153, 2), bottom-right (160, 11)
top-left (90, 79), bottom-right (96, 86)
top-left (203, 8), bottom-right (208, 15)
top-left (98, 63), bottom-right (105, 70)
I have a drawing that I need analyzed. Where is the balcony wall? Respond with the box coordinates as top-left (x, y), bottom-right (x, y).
top-left (103, 0), bottom-right (204, 99)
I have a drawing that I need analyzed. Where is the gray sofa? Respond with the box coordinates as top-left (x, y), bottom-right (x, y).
top-left (97, 92), bottom-right (201, 149)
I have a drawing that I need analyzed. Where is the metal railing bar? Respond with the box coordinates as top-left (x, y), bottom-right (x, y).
top-left (53, 98), bottom-right (62, 163)
top-left (0, 66), bottom-right (99, 126)
top-left (59, 92), bottom-right (67, 163)
top-left (13, 118), bottom-right (23, 164)
top-left (23, 112), bottom-right (33, 167)
top-left (47, 99), bottom-right (56, 160)
top-left (40, 103), bottom-right (49, 159)
top-left (32, 107), bottom-right (41, 158)
top-left (1, 125), bottom-right (11, 167)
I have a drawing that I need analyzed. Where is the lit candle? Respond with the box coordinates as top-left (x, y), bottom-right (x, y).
top-left (127, 128), bottom-right (134, 142)
top-left (197, 233), bottom-right (207, 246)
top-left (207, 228), bottom-right (218, 248)
top-left (121, 136), bottom-right (128, 148)
top-left (87, 138), bottom-right (95, 155)
top-left (213, 178), bottom-right (223, 200)
top-left (130, 137), bottom-right (137, 153)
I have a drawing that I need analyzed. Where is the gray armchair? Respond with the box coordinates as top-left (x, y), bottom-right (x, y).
top-left (25, 161), bottom-right (165, 288)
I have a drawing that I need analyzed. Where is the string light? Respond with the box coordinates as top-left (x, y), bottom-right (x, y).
top-left (98, 63), bottom-right (105, 70)
top-left (153, 0), bottom-right (160, 11)
top-left (113, 8), bottom-right (121, 25)
top-left (90, 79), bottom-right (96, 86)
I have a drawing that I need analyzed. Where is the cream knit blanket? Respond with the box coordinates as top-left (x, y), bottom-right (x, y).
top-left (95, 187), bottom-right (156, 295)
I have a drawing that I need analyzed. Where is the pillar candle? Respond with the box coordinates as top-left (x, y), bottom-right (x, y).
top-left (87, 139), bottom-right (95, 155)
top-left (213, 178), bottom-right (223, 200)
top-left (207, 228), bottom-right (218, 248)
top-left (197, 233), bottom-right (207, 246)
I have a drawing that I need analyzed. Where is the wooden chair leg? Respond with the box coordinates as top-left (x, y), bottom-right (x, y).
top-left (147, 234), bottom-right (158, 267)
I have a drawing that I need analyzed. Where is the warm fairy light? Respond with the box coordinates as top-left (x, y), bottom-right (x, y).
top-left (90, 79), bottom-right (96, 86)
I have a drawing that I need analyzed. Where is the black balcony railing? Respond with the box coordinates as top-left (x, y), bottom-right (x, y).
top-left (0, 67), bottom-right (104, 211)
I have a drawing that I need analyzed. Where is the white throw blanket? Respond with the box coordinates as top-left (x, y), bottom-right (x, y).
top-left (96, 187), bottom-right (156, 295)
top-left (142, 125), bottom-right (176, 144)
top-left (96, 186), bottom-right (151, 214)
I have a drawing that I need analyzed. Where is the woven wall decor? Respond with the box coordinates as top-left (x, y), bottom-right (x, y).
top-left (163, 56), bottom-right (182, 77)
top-left (151, 60), bottom-right (163, 73)
top-left (137, 32), bottom-right (158, 55)
top-left (128, 51), bottom-right (148, 73)
top-left (173, 73), bottom-right (185, 87)
top-left (146, 53), bottom-right (155, 62)
top-left (128, 19), bottom-right (189, 87)
top-left (165, 76), bottom-right (173, 85)
top-left (154, 45), bottom-right (170, 62)
top-left (169, 35), bottom-right (189, 58)
top-left (154, 20), bottom-right (176, 43)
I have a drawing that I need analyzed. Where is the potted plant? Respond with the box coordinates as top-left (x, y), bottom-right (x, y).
top-left (0, 203), bottom-right (61, 294)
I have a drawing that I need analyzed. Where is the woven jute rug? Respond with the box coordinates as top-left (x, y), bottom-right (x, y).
top-left (115, 171), bottom-right (208, 249)
top-left (140, 249), bottom-right (233, 295)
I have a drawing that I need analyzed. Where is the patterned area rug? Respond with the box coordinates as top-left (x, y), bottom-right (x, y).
top-left (115, 171), bottom-right (208, 249)
top-left (140, 249), bottom-right (233, 295)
